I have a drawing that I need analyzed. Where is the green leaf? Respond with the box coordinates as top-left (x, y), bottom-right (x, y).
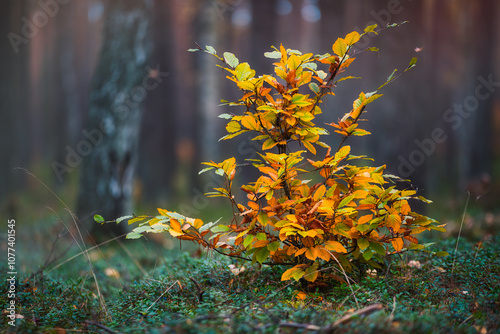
top-left (165, 211), bottom-right (185, 220)
top-left (205, 45), bottom-right (216, 54)
top-left (302, 62), bottom-right (317, 71)
top-left (367, 47), bottom-right (379, 52)
top-left (408, 243), bottom-right (425, 250)
top-left (362, 249), bottom-right (374, 261)
top-left (364, 24), bottom-right (378, 34)
top-left (336, 76), bottom-right (361, 83)
top-left (356, 224), bottom-right (371, 232)
top-left (429, 225), bottom-right (447, 232)
top-left (370, 242), bottom-right (386, 256)
top-left (264, 50), bottom-right (282, 59)
top-left (386, 69), bottom-right (397, 82)
top-left (126, 232), bottom-right (143, 239)
top-left (267, 241), bottom-right (280, 252)
top-left (405, 57), bottom-right (417, 72)
top-left (358, 238), bottom-right (369, 250)
top-left (187, 48), bottom-right (199, 52)
top-left (255, 247), bottom-right (270, 263)
top-left (235, 62), bottom-right (255, 81)
top-left (338, 194), bottom-right (355, 208)
top-left (94, 214), bottom-right (105, 223)
top-left (309, 82), bottom-right (319, 93)
top-left (218, 113), bottom-right (233, 119)
top-left (223, 52), bottom-right (239, 68)
top-left (291, 94), bottom-right (312, 107)
top-left (256, 232), bottom-right (267, 240)
top-left (132, 225), bottom-right (152, 233)
top-left (199, 220), bottom-right (218, 233)
top-left (377, 69), bottom-right (398, 90)
top-left (243, 235), bottom-right (254, 248)
top-left (211, 224), bottom-right (230, 233)
top-left (434, 251), bottom-right (449, 257)
top-left (317, 70), bottom-right (327, 80)
top-left (116, 215), bottom-right (133, 224)
top-left (198, 167), bottom-right (214, 175)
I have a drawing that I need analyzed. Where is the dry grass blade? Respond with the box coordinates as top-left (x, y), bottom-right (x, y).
top-left (452, 191), bottom-right (470, 274)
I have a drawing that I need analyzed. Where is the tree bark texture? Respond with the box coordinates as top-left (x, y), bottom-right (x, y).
top-left (77, 0), bottom-right (151, 237)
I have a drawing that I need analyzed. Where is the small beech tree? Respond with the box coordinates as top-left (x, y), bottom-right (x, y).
top-left (96, 23), bottom-right (446, 283)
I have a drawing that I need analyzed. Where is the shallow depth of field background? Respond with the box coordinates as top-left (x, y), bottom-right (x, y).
top-left (1, 0), bottom-right (499, 267)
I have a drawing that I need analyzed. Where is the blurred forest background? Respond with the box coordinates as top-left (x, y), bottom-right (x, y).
top-left (1, 0), bottom-right (500, 236)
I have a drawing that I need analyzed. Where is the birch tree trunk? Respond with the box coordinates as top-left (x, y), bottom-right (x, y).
top-left (77, 0), bottom-right (152, 237)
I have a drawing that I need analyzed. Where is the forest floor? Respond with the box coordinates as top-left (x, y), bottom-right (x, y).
top-left (1, 223), bottom-right (499, 333)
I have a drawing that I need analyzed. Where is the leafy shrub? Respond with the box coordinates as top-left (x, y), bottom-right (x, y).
top-left (96, 23), bottom-right (445, 283)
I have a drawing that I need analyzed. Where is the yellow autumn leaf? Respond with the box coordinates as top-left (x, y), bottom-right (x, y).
top-left (392, 237), bottom-right (404, 252)
top-left (169, 229), bottom-right (184, 237)
top-left (344, 31), bottom-right (361, 45)
top-left (325, 240), bottom-right (347, 253)
top-left (386, 214), bottom-right (402, 233)
top-left (358, 238), bottom-right (369, 250)
top-left (317, 247), bottom-right (331, 261)
top-left (313, 184), bottom-right (326, 201)
top-left (304, 264), bottom-right (319, 282)
top-left (253, 239), bottom-right (269, 248)
top-left (332, 38), bottom-right (347, 57)
top-left (262, 138), bottom-right (277, 150)
top-left (281, 265), bottom-right (305, 281)
top-left (193, 218), bottom-right (203, 229)
top-left (335, 145), bottom-right (351, 161)
top-left (294, 248), bottom-right (307, 257)
top-left (157, 208), bottom-right (169, 216)
top-left (298, 230), bottom-right (318, 238)
top-left (357, 214), bottom-right (373, 225)
top-left (295, 291), bottom-right (307, 300)
top-left (237, 80), bottom-right (254, 91)
top-left (303, 140), bottom-right (316, 154)
top-left (226, 121), bottom-right (241, 133)
top-left (244, 115), bottom-right (261, 131)
top-left (170, 218), bottom-right (182, 232)
top-left (305, 247), bottom-right (319, 261)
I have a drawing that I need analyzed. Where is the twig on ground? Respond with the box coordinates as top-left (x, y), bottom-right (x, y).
top-left (190, 277), bottom-right (205, 302)
top-left (277, 304), bottom-right (385, 333)
top-left (390, 296), bottom-right (397, 319)
top-left (143, 281), bottom-right (180, 314)
top-left (279, 322), bottom-right (321, 331)
top-left (84, 320), bottom-right (119, 334)
top-left (458, 314), bottom-right (474, 327)
top-left (321, 303), bottom-right (385, 333)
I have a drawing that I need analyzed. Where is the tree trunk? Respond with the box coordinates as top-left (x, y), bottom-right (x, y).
top-left (77, 0), bottom-right (152, 237)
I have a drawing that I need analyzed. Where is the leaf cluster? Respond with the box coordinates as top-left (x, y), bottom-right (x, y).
top-left (98, 23), bottom-right (444, 282)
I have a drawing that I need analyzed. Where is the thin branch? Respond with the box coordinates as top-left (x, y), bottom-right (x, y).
top-left (84, 320), bottom-right (119, 334)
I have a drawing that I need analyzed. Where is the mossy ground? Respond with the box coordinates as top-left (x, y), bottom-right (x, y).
top-left (1, 229), bottom-right (499, 333)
